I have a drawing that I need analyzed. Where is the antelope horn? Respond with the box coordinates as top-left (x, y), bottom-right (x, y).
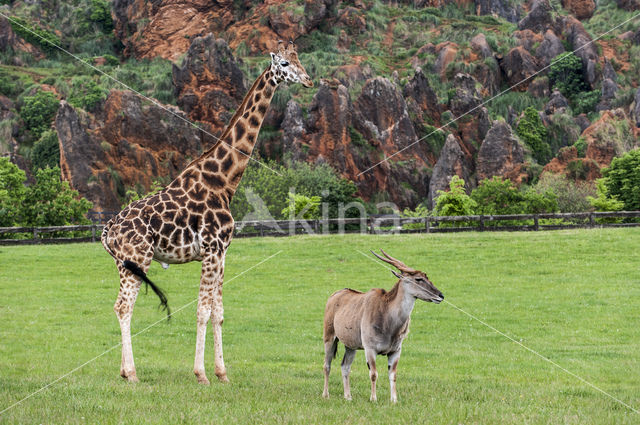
top-left (370, 250), bottom-right (416, 273)
top-left (380, 249), bottom-right (416, 273)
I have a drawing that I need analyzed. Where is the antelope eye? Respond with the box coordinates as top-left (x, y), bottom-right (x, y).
top-left (280, 61), bottom-right (290, 67)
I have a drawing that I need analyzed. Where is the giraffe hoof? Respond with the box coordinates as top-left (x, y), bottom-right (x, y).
top-left (216, 373), bottom-right (229, 383)
top-left (195, 372), bottom-right (210, 385)
top-left (120, 370), bottom-right (139, 382)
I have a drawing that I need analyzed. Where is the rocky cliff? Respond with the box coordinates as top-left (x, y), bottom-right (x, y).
top-left (3, 0), bottom-right (639, 214)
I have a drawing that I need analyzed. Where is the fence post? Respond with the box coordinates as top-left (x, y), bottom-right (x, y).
top-left (589, 212), bottom-right (595, 228)
top-left (91, 224), bottom-right (97, 242)
top-left (368, 217), bottom-right (374, 234)
top-left (534, 215), bottom-right (539, 231)
top-left (479, 215), bottom-right (485, 231)
top-left (32, 227), bottom-right (38, 242)
top-left (425, 217), bottom-right (430, 233)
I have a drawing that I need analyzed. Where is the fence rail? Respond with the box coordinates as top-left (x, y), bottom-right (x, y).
top-left (1, 211), bottom-right (639, 245)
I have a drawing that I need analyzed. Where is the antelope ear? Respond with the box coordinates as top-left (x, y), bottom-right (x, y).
top-left (391, 270), bottom-right (402, 279)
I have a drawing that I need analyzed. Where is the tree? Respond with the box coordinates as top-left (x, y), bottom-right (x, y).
top-left (0, 157), bottom-right (26, 227)
top-left (433, 176), bottom-right (476, 217)
top-left (516, 107), bottom-right (551, 164)
top-left (231, 158), bottom-right (362, 220)
top-left (548, 52), bottom-right (600, 116)
top-left (21, 167), bottom-right (93, 226)
top-left (587, 179), bottom-right (624, 212)
top-left (20, 90), bottom-right (60, 140)
top-left (30, 130), bottom-right (60, 171)
top-left (600, 148), bottom-right (640, 211)
top-left (281, 192), bottom-right (321, 219)
top-left (472, 176), bottom-right (557, 215)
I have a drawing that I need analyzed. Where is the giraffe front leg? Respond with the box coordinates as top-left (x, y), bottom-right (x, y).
top-left (194, 296), bottom-right (212, 385)
top-left (211, 284), bottom-right (228, 382)
top-left (194, 252), bottom-right (226, 384)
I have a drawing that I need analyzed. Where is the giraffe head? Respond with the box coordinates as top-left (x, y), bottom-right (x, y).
top-left (270, 40), bottom-right (313, 88)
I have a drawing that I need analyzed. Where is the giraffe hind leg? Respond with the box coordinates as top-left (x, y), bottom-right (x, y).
top-left (122, 260), bottom-right (171, 318)
top-left (115, 263), bottom-right (143, 382)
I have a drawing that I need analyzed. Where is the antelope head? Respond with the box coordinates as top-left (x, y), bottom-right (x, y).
top-left (270, 40), bottom-right (314, 88)
top-left (371, 249), bottom-right (444, 304)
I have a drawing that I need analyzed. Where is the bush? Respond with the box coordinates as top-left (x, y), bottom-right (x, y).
top-left (9, 17), bottom-right (61, 54)
top-left (471, 176), bottom-right (558, 215)
top-left (88, 0), bottom-right (114, 33)
top-left (20, 90), bottom-right (60, 140)
top-left (601, 148), bottom-right (640, 211)
top-left (30, 130), bottom-right (60, 171)
top-left (281, 193), bottom-right (321, 219)
top-left (516, 107), bottom-right (551, 164)
top-left (533, 173), bottom-right (594, 213)
top-left (549, 52), bottom-right (587, 98)
top-left (548, 52), bottom-right (601, 115)
top-left (69, 76), bottom-right (108, 111)
top-left (231, 159), bottom-right (362, 221)
top-left (21, 167), bottom-right (92, 226)
top-left (588, 179), bottom-right (623, 212)
top-left (433, 176), bottom-right (476, 217)
top-left (0, 157), bottom-right (26, 227)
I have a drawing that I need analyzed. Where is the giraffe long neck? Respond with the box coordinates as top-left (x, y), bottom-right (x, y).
top-left (171, 66), bottom-right (279, 201)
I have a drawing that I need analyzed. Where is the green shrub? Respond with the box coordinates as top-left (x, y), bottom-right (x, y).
top-left (30, 130), bottom-right (60, 171)
top-left (548, 52), bottom-right (601, 115)
top-left (21, 166), bottom-right (92, 226)
top-left (281, 192), bottom-right (321, 219)
top-left (587, 179), bottom-right (624, 212)
top-left (534, 173), bottom-right (594, 213)
top-left (19, 90), bottom-right (60, 140)
top-left (231, 158), bottom-right (362, 221)
top-left (68, 76), bottom-right (108, 111)
top-left (0, 157), bottom-right (26, 227)
top-left (9, 17), bottom-right (61, 54)
top-left (549, 53), bottom-right (587, 97)
top-left (573, 137), bottom-right (587, 158)
top-left (471, 176), bottom-right (557, 216)
top-left (433, 176), bottom-right (476, 217)
top-left (516, 107), bottom-right (551, 164)
top-left (88, 0), bottom-right (114, 33)
top-left (601, 148), bottom-right (640, 211)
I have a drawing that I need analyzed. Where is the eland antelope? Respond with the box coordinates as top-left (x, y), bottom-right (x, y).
top-left (322, 250), bottom-right (444, 402)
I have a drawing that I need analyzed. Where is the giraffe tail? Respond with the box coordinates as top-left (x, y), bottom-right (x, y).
top-left (122, 260), bottom-right (172, 320)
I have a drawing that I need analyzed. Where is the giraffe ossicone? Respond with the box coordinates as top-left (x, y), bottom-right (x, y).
top-left (101, 40), bottom-right (313, 384)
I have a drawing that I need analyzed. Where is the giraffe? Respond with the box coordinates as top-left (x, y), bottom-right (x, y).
top-left (101, 41), bottom-right (313, 384)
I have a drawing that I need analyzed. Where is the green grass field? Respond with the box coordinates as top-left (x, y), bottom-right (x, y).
top-left (1, 229), bottom-right (639, 424)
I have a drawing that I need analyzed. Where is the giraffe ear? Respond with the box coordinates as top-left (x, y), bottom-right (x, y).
top-left (270, 52), bottom-right (278, 63)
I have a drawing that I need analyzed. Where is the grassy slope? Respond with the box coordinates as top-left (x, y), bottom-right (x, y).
top-left (0, 229), bottom-right (639, 424)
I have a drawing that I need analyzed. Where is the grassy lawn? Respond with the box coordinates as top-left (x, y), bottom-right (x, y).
top-left (1, 228), bottom-right (639, 424)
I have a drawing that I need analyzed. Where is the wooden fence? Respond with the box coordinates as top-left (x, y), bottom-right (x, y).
top-left (1, 211), bottom-right (639, 245)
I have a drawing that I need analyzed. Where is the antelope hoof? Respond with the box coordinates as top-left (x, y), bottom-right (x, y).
top-left (120, 370), bottom-right (139, 383)
top-left (195, 371), bottom-right (210, 385)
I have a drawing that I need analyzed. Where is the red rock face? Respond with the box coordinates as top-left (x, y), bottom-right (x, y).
top-left (172, 35), bottom-right (246, 131)
top-left (561, 0), bottom-right (596, 20)
top-left (542, 110), bottom-right (637, 181)
top-left (56, 91), bottom-right (209, 212)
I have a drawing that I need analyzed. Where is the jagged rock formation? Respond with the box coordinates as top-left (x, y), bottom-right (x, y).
top-left (477, 121), bottom-right (526, 183)
top-left (428, 134), bottom-right (474, 207)
top-left (172, 36), bottom-right (246, 131)
top-left (561, 0), bottom-right (596, 20)
top-left (56, 92), bottom-right (208, 211)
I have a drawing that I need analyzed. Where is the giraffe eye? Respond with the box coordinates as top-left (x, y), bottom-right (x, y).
top-left (280, 61), bottom-right (289, 67)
